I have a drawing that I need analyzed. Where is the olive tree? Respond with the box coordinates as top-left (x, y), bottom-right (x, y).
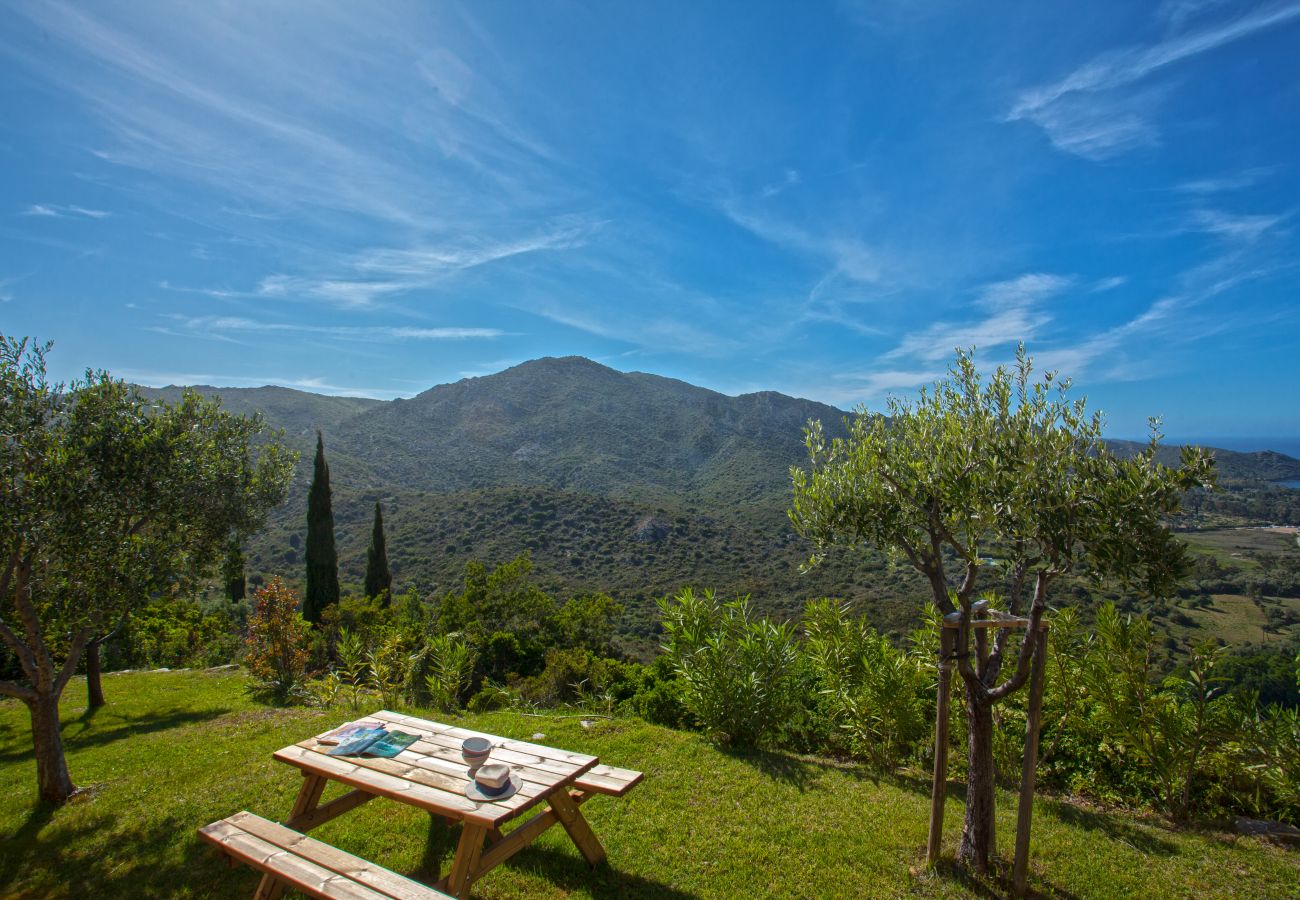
top-left (790, 347), bottom-right (1213, 872)
top-left (0, 336), bottom-right (294, 804)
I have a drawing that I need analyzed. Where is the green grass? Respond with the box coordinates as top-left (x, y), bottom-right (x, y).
top-left (2, 671), bottom-right (1297, 898)
top-left (1181, 594), bottom-right (1300, 646)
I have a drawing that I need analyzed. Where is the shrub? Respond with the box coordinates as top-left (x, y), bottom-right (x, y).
top-left (107, 597), bottom-right (244, 670)
top-left (658, 587), bottom-right (799, 747)
top-left (467, 683), bottom-right (516, 713)
top-left (621, 655), bottom-right (692, 728)
top-left (802, 599), bottom-right (930, 769)
top-left (366, 631), bottom-right (413, 709)
top-left (1083, 603), bottom-right (1237, 818)
top-left (333, 628), bottom-right (370, 711)
top-left (516, 648), bottom-right (638, 710)
top-left (421, 633), bottom-right (477, 712)
top-left (478, 630), bottom-right (544, 685)
top-left (245, 578), bottom-right (311, 703)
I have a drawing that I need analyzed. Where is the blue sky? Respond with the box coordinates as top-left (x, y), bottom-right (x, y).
top-left (2, 1), bottom-right (1298, 441)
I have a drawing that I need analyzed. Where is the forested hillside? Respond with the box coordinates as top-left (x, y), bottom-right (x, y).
top-left (140, 356), bottom-right (1300, 656)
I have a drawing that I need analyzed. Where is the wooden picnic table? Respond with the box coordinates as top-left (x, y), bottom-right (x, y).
top-left (266, 710), bottom-right (611, 899)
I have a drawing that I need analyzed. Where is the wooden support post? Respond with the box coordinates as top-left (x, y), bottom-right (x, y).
top-left (1013, 625), bottom-right (1049, 897)
top-left (285, 787), bottom-right (375, 832)
top-left (927, 625), bottom-right (957, 865)
top-left (551, 788), bottom-right (607, 866)
top-left (446, 822), bottom-right (487, 898)
top-left (288, 772), bottom-right (329, 821)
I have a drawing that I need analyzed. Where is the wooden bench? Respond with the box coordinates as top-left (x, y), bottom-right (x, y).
top-left (572, 763), bottom-right (643, 802)
top-left (198, 811), bottom-right (451, 900)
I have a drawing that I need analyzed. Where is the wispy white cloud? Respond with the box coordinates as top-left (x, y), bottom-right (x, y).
top-left (119, 367), bottom-right (405, 399)
top-left (720, 200), bottom-right (883, 283)
top-left (1174, 166), bottom-right (1275, 193)
top-left (885, 273), bottom-right (1072, 361)
top-left (834, 368), bottom-right (944, 397)
top-left (353, 219), bottom-right (595, 277)
top-left (21, 203), bottom-right (111, 218)
top-left (157, 218), bottom-right (596, 310)
top-left (1034, 296), bottom-right (1185, 380)
top-left (525, 300), bottom-right (739, 355)
top-left (1091, 276), bottom-right (1128, 292)
top-left (1013, 89), bottom-right (1165, 161)
top-left (159, 314), bottom-right (507, 342)
top-left (976, 272), bottom-right (1073, 311)
top-left (3, 1), bottom-right (571, 233)
top-left (760, 169), bottom-right (802, 199)
top-left (1158, 0), bottom-right (1236, 31)
top-left (255, 275), bottom-right (408, 310)
top-left (1008, 3), bottom-right (1300, 159)
top-left (1186, 208), bottom-right (1286, 243)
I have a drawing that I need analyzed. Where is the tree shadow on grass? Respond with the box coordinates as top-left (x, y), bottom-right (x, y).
top-left (888, 770), bottom-right (966, 801)
top-left (929, 857), bottom-right (1086, 900)
top-left (0, 707), bottom-right (231, 764)
top-left (497, 844), bottom-right (700, 900)
top-left (718, 745), bottom-right (880, 793)
top-left (1040, 797), bottom-right (1178, 857)
top-left (0, 801), bottom-right (261, 899)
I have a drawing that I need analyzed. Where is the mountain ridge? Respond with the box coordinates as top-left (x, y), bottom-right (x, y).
top-left (135, 356), bottom-right (1300, 639)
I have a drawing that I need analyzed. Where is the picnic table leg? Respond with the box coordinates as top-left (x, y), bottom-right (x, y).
top-left (288, 772), bottom-right (329, 822)
top-left (550, 788), bottom-right (606, 866)
top-left (446, 822), bottom-right (488, 898)
top-left (255, 773), bottom-right (329, 900)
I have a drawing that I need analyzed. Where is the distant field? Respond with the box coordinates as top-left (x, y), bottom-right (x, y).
top-left (1182, 527), bottom-right (1300, 564)
top-left (1181, 593), bottom-right (1300, 646)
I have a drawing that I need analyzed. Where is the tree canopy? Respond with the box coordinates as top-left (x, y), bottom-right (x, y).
top-left (790, 346), bottom-right (1215, 871)
top-left (0, 335), bottom-right (295, 803)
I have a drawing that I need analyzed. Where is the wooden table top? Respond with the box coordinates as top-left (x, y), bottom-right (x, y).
top-left (273, 710), bottom-right (599, 827)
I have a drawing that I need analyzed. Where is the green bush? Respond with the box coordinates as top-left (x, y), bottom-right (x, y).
top-left (420, 633), bottom-right (477, 712)
top-left (467, 682), bottom-right (516, 713)
top-left (621, 655), bottom-right (691, 728)
top-left (802, 599), bottom-right (930, 770)
top-left (108, 597), bottom-right (243, 670)
top-left (245, 578), bottom-right (312, 703)
top-left (516, 648), bottom-right (638, 710)
top-left (658, 587), bottom-right (799, 748)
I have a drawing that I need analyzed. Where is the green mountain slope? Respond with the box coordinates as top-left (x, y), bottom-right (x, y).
top-left (137, 357), bottom-right (1300, 644)
top-left (326, 356), bottom-right (851, 504)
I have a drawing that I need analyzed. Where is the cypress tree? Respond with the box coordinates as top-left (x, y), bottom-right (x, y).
top-left (303, 431), bottom-right (339, 624)
top-left (364, 500), bottom-right (393, 603)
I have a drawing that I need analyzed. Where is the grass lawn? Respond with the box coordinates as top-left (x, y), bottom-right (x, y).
top-left (1, 670), bottom-right (1296, 898)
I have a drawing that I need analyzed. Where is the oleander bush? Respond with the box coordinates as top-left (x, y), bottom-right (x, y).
top-left (803, 599), bottom-right (931, 769)
top-left (658, 587), bottom-right (801, 748)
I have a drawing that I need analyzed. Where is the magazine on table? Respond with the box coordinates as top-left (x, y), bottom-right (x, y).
top-left (316, 720), bottom-right (385, 745)
top-left (323, 725), bottom-right (421, 758)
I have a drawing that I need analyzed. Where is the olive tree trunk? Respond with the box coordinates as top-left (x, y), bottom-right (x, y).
top-left (959, 690), bottom-right (997, 871)
top-left (29, 691), bottom-right (77, 805)
top-left (0, 568), bottom-right (94, 806)
top-left (85, 638), bottom-right (106, 710)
